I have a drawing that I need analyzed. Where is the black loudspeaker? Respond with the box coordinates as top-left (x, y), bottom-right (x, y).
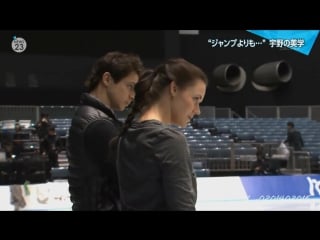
top-left (252, 60), bottom-right (292, 91)
top-left (212, 64), bottom-right (246, 93)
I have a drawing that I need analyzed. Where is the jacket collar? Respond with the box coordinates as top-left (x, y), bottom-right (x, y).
top-left (80, 93), bottom-right (117, 121)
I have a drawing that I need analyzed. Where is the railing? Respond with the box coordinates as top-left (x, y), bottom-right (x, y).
top-left (0, 105), bottom-right (38, 122)
top-left (246, 105), bottom-right (320, 121)
top-left (191, 142), bottom-right (313, 175)
top-left (0, 105), bottom-right (77, 122)
top-left (215, 108), bottom-right (232, 118)
top-left (199, 106), bottom-right (215, 119)
top-left (2, 105), bottom-right (320, 122)
top-left (231, 110), bottom-right (242, 118)
top-left (199, 107), bottom-right (239, 119)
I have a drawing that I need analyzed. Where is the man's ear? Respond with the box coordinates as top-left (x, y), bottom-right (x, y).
top-left (169, 81), bottom-right (177, 97)
top-left (102, 72), bottom-right (112, 87)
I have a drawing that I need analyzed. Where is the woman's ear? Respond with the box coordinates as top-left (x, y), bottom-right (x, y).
top-left (169, 81), bottom-right (177, 97)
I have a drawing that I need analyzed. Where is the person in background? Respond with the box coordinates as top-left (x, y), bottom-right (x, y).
top-left (42, 126), bottom-right (62, 168)
top-left (36, 113), bottom-right (52, 141)
top-left (284, 121), bottom-right (304, 151)
top-left (12, 123), bottom-right (24, 157)
top-left (115, 58), bottom-right (207, 210)
top-left (251, 144), bottom-right (271, 175)
top-left (67, 51), bottom-right (144, 211)
top-left (1, 135), bottom-right (14, 159)
top-left (35, 113), bottom-right (53, 154)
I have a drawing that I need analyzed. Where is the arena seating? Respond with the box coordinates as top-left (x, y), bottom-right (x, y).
top-left (2, 116), bottom-right (320, 179)
top-left (188, 117), bottom-right (320, 176)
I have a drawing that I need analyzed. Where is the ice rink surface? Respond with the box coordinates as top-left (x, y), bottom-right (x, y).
top-left (196, 176), bottom-right (320, 211)
top-left (196, 198), bottom-right (320, 211)
top-left (1, 175), bottom-right (320, 211)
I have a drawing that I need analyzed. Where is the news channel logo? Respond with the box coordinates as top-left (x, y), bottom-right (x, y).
top-left (11, 36), bottom-right (27, 53)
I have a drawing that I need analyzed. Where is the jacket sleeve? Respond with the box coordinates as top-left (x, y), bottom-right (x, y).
top-left (158, 129), bottom-right (197, 211)
top-left (286, 132), bottom-right (294, 145)
top-left (298, 131), bottom-right (304, 147)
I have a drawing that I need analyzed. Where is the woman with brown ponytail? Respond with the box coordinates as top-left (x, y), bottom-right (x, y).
top-left (115, 58), bottom-right (208, 210)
